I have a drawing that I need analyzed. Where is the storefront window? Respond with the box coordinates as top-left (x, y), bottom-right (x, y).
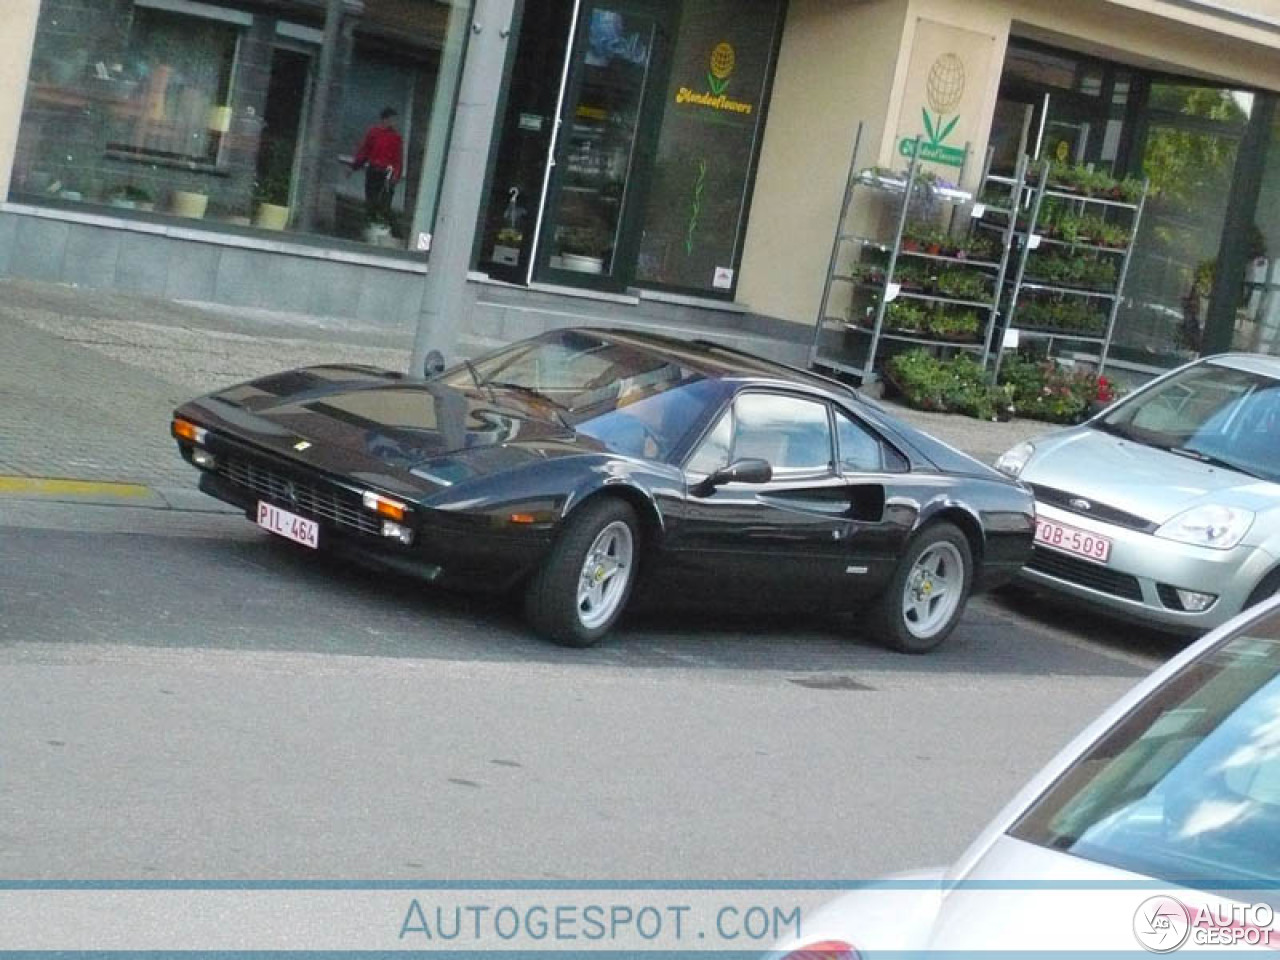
top-left (474, 0), bottom-right (782, 297)
top-left (1232, 106), bottom-right (1280, 354)
top-left (12, 0), bottom-right (472, 251)
top-left (633, 0), bottom-right (783, 296)
top-left (1115, 83), bottom-right (1249, 363)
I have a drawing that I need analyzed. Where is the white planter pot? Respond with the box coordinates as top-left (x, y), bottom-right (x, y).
top-left (254, 203), bottom-right (290, 231)
top-left (171, 190), bottom-right (208, 219)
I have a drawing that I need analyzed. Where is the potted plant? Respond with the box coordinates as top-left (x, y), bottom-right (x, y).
top-left (253, 141), bottom-right (294, 230)
top-left (885, 300), bottom-right (927, 333)
top-left (253, 174), bottom-right (291, 231)
top-left (171, 186), bottom-right (208, 219)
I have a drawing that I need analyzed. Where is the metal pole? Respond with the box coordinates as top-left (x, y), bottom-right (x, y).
top-left (810, 122), bottom-right (863, 368)
top-left (980, 152), bottom-right (1027, 372)
top-left (992, 159), bottom-right (1048, 384)
top-left (410, 0), bottom-right (518, 378)
top-left (863, 137), bottom-right (921, 384)
top-left (1098, 180), bottom-right (1149, 375)
top-left (297, 0), bottom-right (345, 233)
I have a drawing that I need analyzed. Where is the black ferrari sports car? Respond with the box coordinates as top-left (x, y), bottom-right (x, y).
top-left (171, 328), bottom-right (1034, 651)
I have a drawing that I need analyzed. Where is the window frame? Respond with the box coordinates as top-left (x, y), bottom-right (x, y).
top-left (831, 402), bottom-right (910, 475)
top-left (681, 387), bottom-right (837, 480)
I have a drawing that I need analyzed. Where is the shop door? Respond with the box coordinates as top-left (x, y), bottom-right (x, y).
top-left (535, 2), bottom-right (672, 291)
top-left (258, 46), bottom-right (314, 217)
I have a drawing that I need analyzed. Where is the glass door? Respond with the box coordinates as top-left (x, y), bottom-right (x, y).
top-left (536, 2), bottom-right (671, 291)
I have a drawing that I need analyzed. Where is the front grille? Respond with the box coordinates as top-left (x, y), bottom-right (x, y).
top-left (1028, 546), bottom-right (1144, 601)
top-left (217, 455), bottom-right (381, 536)
top-left (1029, 483), bottom-right (1157, 533)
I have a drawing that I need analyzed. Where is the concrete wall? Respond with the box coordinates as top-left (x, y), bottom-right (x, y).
top-left (0, 208), bottom-right (427, 327)
top-left (736, 0), bottom-right (910, 331)
top-left (0, 1), bottom-right (40, 200)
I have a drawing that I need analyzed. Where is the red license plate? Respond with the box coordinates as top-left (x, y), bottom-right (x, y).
top-left (1035, 517), bottom-right (1112, 563)
top-left (256, 501), bottom-right (319, 549)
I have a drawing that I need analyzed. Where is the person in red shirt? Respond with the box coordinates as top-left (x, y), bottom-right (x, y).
top-left (349, 107), bottom-right (404, 229)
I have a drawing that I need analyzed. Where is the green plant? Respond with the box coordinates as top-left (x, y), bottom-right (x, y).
top-left (903, 221), bottom-right (948, 252)
top-left (929, 309), bottom-right (982, 341)
top-left (935, 270), bottom-right (989, 301)
top-left (1049, 161), bottom-right (1119, 197)
top-left (254, 140), bottom-right (293, 207)
top-left (998, 354), bottom-right (1121, 424)
top-left (1117, 177), bottom-right (1145, 204)
top-left (112, 184), bottom-right (153, 203)
top-left (885, 300), bottom-right (928, 332)
top-left (885, 350), bottom-right (1013, 421)
top-left (966, 231), bottom-right (1001, 262)
top-left (892, 262), bottom-right (928, 291)
top-left (1015, 297), bottom-right (1107, 335)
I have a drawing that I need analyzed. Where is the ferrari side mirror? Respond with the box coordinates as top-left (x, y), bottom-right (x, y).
top-left (708, 458), bottom-right (772, 488)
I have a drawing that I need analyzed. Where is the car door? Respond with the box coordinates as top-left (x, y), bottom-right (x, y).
top-left (657, 390), bottom-right (855, 608)
top-left (829, 404), bottom-right (917, 604)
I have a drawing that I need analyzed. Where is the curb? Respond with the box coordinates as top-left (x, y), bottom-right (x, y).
top-left (0, 476), bottom-right (240, 514)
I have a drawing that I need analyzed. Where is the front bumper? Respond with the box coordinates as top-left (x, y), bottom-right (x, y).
top-left (1018, 502), bottom-right (1276, 633)
top-left (180, 438), bottom-right (552, 592)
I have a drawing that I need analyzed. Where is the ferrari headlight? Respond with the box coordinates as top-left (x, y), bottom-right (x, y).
top-left (995, 441), bottom-right (1035, 478)
top-left (1156, 505), bottom-right (1254, 550)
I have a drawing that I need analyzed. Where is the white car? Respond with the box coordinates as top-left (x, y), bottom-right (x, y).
top-left (772, 597), bottom-right (1280, 956)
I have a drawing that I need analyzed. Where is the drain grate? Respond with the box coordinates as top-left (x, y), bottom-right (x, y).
top-left (787, 675), bottom-right (875, 691)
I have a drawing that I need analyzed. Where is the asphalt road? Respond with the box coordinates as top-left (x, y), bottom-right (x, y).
top-left (0, 496), bottom-right (1173, 882)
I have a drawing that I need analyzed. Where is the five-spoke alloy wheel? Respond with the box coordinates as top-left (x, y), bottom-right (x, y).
top-left (869, 521), bottom-right (974, 653)
top-left (525, 497), bottom-right (640, 647)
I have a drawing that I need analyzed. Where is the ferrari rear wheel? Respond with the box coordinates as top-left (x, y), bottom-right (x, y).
top-left (868, 521), bottom-right (972, 654)
top-left (525, 497), bottom-right (639, 647)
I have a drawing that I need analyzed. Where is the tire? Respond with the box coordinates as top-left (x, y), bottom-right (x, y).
top-left (525, 497), bottom-right (640, 647)
top-left (867, 521), bottom-right (973, 653)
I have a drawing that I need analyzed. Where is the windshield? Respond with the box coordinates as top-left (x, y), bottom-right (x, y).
top-left (439, 330), bottom-right (721, 461)
top-left (1098, 363), bottom-right (1280, 483)
top-left (1010, 607), bottom-right (1280, 895)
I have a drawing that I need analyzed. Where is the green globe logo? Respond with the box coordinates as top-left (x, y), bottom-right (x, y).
top-left (926, 53), bottom-right (966, 114)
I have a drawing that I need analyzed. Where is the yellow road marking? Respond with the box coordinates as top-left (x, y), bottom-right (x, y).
top-left (0, 476), bottom-right (153, 499)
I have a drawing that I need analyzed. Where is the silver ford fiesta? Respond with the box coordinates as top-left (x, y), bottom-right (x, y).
top-left (996, 353), bottom-right (1280, 634)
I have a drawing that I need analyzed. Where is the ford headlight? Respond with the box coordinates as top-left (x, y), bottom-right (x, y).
top-left (995, 441), bottom-right (1035, 478)
top-left (1156, 505), bottom-right (1254, 550)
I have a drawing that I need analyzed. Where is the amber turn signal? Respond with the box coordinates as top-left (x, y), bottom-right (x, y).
top-left (172, 417), bottom-right (206, 445)
top-left (362, 490), bottom-right (408, 522)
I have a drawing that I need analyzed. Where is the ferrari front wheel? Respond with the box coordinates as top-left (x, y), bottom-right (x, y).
top-left (868, 521), bottom-right (972, 653)
top-left (525, 497), bottom-right (639, 647)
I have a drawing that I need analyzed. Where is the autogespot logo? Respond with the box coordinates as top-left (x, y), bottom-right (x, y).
top-left (1134, 896), bottom-right (1191, 953)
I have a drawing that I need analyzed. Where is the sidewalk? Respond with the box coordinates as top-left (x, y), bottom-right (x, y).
top-left (0, 278), bottom-right (1048, 494)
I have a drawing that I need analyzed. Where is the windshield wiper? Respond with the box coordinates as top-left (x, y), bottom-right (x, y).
top-left (1169, 446), bottom-right (1265, 480)
top-left (484, 380), bottom-right (572, 430)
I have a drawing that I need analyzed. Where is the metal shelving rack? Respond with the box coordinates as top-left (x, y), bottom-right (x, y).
top-left (810, 133), bottom-right (1022, 383)
top-left (990, 160), bottom-right (1150, 379)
